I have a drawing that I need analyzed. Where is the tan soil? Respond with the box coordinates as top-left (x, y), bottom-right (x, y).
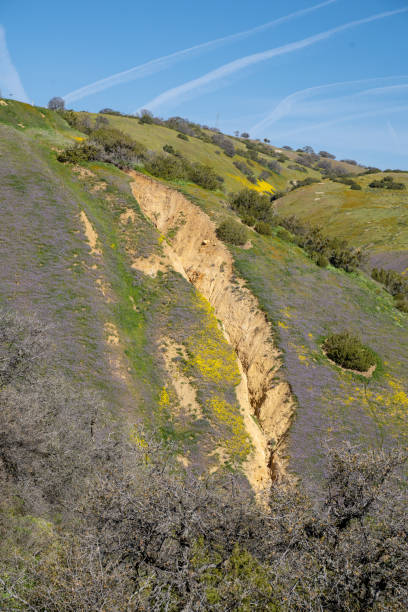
top-left (73, 166), bottom-right (96, 179)
top-left (0, 100), bottom-right (8, 106)
top-left (161, 338), bottom-right (202, 419)
top-left (119, 208), bottom-right (136, 224)
top-left (129, 171), bottom-right (296, 488)
top-left (79, 211), bottom-right (101, 256)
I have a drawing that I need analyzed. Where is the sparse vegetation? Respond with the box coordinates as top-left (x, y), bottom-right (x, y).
top-left (369, 176), bottom-right (405, 190)
top-left (277, 214), bottom-right (363, 271)
top-left (371, 267), bottom-right (408, 312)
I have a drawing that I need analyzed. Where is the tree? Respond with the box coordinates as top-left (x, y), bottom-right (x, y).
top-left (241, 132), bottom-right (250, 138)
top-left (48, 96), bottom-right (65, 111)
top-left (319, 150), bottom-right (336, 159)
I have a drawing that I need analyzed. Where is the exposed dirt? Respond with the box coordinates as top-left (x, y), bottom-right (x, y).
top-left (129, 171), bottom-right (296, 487)
top-left (79, 211), bottom-right (101, 256)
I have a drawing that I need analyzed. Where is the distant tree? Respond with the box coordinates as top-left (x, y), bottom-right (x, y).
top-left (302, 145), bottom-right (315, 155)
top-left (340, 158), bottom-right (358, 165)
top-left (234, 130), bottom-right (240, 137)
top-left (48, 96), bottom-right (65, 111)
top-left (138, 109), bottom-right (154, 124)
top-left (264, 138), bottom-right (270, 143)
top-left (319, 150), bottom-right (336, 159)
top-left (241, 132), bottom-right (250, 138)
top-left (282, 145), bottom-right (293, 150)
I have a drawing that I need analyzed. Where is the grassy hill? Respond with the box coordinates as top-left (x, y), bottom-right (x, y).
top-left (1, 98), bottom-right (407, 486)
top-left (1, 97), bottom-right (408, 610)
top-left (275, 171), bottom-right (408, 273)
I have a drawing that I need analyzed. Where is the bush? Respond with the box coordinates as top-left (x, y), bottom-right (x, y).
top-left (230, 189), bottom-right (275, 223)
top-left (350, 182), bottom-right (362, 190)
top-left (313, 253), bottom-right (329, 267)
top-left (216, 219), bottom-right (247, 245)
top-left (57, 142), bottom-right (102, 164)
top-left (254, 221), bottom-right (272, 235)
top-left (212, 134), bottom-right (235, 156)
top-left (177, 132), bottom-right (189, 141)
top-left (163, 144), bottom-right (175, 154)
top-left (241, 214), bottom-right (257, 226)
top-left (369, 176), bottom-right (405, 190)
top-left (233, 160), bottom-right (254, 177)
top-left (145, 153), bottom-right (221, 190)
top-left (267, 160), bottom-right (282, 174)
top-left (277, 214), bottom-right (363, 272)
top-left (187, 163), bottom-right (220, 190)
top-left (276, 227), bottom-right (293, 242)
top-left (323, 332), bottom-right (376, 372)
top-left (145, 153), bottom-right (187, 180)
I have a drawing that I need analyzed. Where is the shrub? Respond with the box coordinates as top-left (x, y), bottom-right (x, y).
top-left (241, 214), bottom-right (256, 226)
top-left (230, 189), bottom-right (275, 223)
top-left (216, 219), bottom-right (247, 245)
top-left (177, 132), bottom-right (189, 141)
top-left (369, 176), bottom-right (405, 190)
top-left (163, 144), bottom-right (175, 154)
top-left (277, 214), bottom-right (363, 272)
top-left (233, 160), bottom-right (254, 177)
top-left (395, 298), bottom-right (408, 313)
top-left (254, 221), bottom-right (272, 235)
top-left (259, 170), bottom-right (271, 181)
top-left (187, 163), bottom-right (220, 190)
top-left (323, 332), bottom-right (376, 372)
top-left (145, 153), bottom-right (187, 180)
top-left (319, 150), bottom-right (336, 159)
top-left (57, 142), bottom-right (102, 164)
top-left (288, 163), bottom-right (307, 173)
top-left (350, 182), bottom-right (362, 190)
top-left (276, 227), bottom-right (293, 242)
top-left (290, 177), bottom-right (320, 190)
top-left (313, 253), bottom-right (329, 267)
top-left (267, 160), bottom-right (282, 174)
top-left (212, 134), bottom-right (235, 156)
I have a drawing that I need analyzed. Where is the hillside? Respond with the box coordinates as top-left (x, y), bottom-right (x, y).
top-left (1, 98), bottom-right (407, 609)
top-left (1, 98), bottom-right (407, 480)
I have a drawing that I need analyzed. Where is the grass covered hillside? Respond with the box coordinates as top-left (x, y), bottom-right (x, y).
top-left (0, 99), bottom-right (256, 477)
top-left (275, 171), bottom-right (408, 273)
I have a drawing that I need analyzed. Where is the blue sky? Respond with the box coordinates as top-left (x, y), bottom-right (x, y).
top-left (1, 0), bottom-right (407, 168)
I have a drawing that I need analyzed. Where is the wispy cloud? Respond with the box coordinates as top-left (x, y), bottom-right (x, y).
top-left (251, 77), bottom-right (408, 134)
top-left (138, 7), bottom-right (408, 114)
top-left (0, 25), bottom-right (29, 102)
top-left (63, 0), bottom-right (336, 104)
top-left (277, 104), bottom-right (408, 138)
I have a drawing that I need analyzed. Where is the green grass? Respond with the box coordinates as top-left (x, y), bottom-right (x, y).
top-left (276, 173), bottom-right (408, 272)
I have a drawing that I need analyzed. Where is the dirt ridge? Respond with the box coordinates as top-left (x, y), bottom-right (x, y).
top-left (129, 171), bottom-right (296, 488)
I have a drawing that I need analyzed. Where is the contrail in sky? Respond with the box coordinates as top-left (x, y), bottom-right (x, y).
top-left (274, 104), bottom-right (408, 138)
top-left (0, 25), bottom-right (29, 102)
top-left (138, 7), bottom-right (408, 114)
top-left (251, 77), bottom-right (408, 134)
top-left (63, 0), bottom-right (336, 104)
